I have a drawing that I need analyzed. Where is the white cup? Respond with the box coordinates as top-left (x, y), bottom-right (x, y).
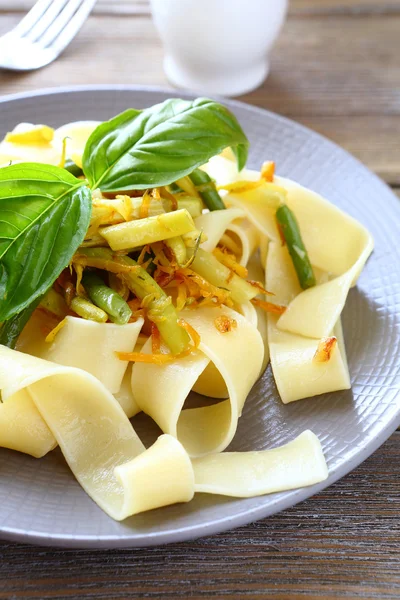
top-left (150, 0), bottom-right (288, 96)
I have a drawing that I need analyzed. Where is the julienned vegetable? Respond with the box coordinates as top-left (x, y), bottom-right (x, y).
top-left (189, 169), bottom-right (226, 211)
top-left (75, 248), bottom-right (190, 355)
top-left (191, 249), bottom-right (260, 305)
top-left (100, 209), bottom-right (196, 251)
top-left (70, 296), bottom-right (108, 323)
top-left (276, 204), bottom-right (316, 290)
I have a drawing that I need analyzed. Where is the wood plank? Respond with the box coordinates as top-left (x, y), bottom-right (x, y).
top-left (296, 116), bottom-right (400, 185)
top-left (0, 13), bottom-right (398, 182)
top-left (0, 13), bottom-right (399, 120)
top-left (292, 0), bottom-right (400, 15)
top-left (0, 432), bottom-right (398, 599)
top-left (1, 0), bottom-right (400, 16)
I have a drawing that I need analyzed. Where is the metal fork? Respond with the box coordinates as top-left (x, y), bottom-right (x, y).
top-left (0, 0), bottom-right (98, 71)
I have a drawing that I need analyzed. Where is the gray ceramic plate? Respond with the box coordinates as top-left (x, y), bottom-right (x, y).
top-left (0, 86), bottom-right (399, 548)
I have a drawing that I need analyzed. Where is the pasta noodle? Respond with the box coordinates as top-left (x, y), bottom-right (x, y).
top-left (0, 345), bottom-right (327, 519)
top-left (0, 106), bottom-right (373, 521)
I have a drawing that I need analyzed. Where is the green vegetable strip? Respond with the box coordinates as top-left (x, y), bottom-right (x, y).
top-left (70, 296), bottom-right (108, 323)
top-left (82, 272), bottom-right (132, 325)
top-left (189, 169), bottom-right (226, 211)
top-left (64, 159), bottom-right (84, 178)
top-left (0, 296), bottom-right (42, 349)
top-left (100, 209), bottom-right (196, 251)
top-left (276, 205), bottom-right (316, 290)
top-left (77, 248), bottom-right (190, 355)
top-left (117, 254), bottom-right (190, 355)
top-left (175, 197), bottom-right (203, 218)
top-left (165, 236), bottom-right (187, 267)
top-left (168, 182), bottom-right (184, 194)
top-left (191, 249), bottom-right (259, 304)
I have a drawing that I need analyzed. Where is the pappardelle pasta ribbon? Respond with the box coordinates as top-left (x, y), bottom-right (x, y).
top-left (0, 110), bottom-right (373, 521)
top-left (0, 343), bottom-right (327, 520)
top-left (203, 155), bottom-right (373, 403)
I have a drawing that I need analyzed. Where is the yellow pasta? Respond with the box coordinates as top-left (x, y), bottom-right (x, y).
top-left (0, 102), bottom-right (374, 522)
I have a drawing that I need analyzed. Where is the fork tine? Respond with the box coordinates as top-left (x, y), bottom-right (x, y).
top-left (44, 0), bottom-right (98, 54)
top-left (25, 0), bottom-right (70, 43)
top-left (11, 0), bottom-right (54, 38)
top-left (38, 0), bottom-right (86, 48)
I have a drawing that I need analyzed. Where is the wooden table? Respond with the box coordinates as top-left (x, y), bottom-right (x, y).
top-left (0, 1), bottom-right (399, 598)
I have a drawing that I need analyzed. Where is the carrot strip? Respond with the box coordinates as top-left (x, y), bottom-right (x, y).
top-left (313, 336), bottom-right (337, 363)
top-left (251, 298), bottom-right (286, 315)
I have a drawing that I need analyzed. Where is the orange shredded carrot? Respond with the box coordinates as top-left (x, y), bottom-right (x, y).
top-left (251, 298), bottom-right (286, 315)
top-left (137, 245), bottom-right (150, 265)
top-left (313, 336), bottom-right (337, 363)
top-left (74, 263), bottom-right (85, 297)
top-left (116, 351), bottom-right (179, 365)
top-left (261, 161), bottom-right (275, 182)
top-left (219, 233), bottom-right (242, 258)
top-left (151, 323), bottom-right (161, 354)
top-left (45, 318), bottom-right (67, 343)
top-left (214, 315), bottom-right (237, 333)
top-left (73, 255), bottom-right (140, 275)
top-left (176, 268), bottom-right (231, 305)
top-left (160, 186), bottom-right (178, 211)
top-left (178, 319), bottom-right (201, 349)
top-left (213, 247), bottom-right (248, 279)
top-left (139, 190), bottom-right (152, 219)
top-left (247, 280), bottom-right (274, 296)
top-left (117, 319), bottom-right (200, 364)
top-left (176, 282), bottom-right (187, 311)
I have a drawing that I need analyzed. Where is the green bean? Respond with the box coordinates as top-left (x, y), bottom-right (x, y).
top-left (64, 159), bottom-right (84, 178)
top-left (100, 209), bottom-right (196, 251)
top-left (189, 169), bottom-right (225, 211)
top-left (75, 248), bottom-right (190, 355)
top-left (165, 236), bottom-right (187, 266)
top-left (276, 204), bottom-right (316, 290)
top-left (82, 272), bottom-right (132, 325)
top-left (116, 254), bottom-right (190, 355)
top-left (168, 182), bottom-right (184, 194)
top-left (0, 296), bottom-right (42, 349)
top-left (176, 197), bottom-right (203, 218)
top-left (191, 248), bottom-right (259, 304)
top-left (70, 296), bottom-right (108, 322)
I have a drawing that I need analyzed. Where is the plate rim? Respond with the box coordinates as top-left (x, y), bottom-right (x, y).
top-left (0, 84), bottom-right (399, 548)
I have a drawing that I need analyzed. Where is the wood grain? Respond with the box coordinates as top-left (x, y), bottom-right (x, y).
top-left (0, 432), bottom-right (398, 599)
top-left (0, 9), bottom-right (399, 182)
top-left (2, 0), bottom-right (400, 16)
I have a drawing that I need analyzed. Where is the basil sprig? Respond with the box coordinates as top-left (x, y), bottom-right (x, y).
top-left (83, 98), bottom-right (249, 191)
top-left (0, 97), bottom-right (249, 334)
top-left (0, 163), bottom-right (91, 322)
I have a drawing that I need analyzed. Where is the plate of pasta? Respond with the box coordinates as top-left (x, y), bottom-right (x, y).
top-left (0, 86), bottom-right (399, 548)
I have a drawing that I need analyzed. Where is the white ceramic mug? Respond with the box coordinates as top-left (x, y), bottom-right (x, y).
top-left (150, 0), bottom-right (288, 96)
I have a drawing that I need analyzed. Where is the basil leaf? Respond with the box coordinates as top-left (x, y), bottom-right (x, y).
top-left (0, 296), bottom-right (42, 349)
top-left (0, 163), bottom-right (91, 322)
top-left (83, 98), bottom-right (249, 191)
